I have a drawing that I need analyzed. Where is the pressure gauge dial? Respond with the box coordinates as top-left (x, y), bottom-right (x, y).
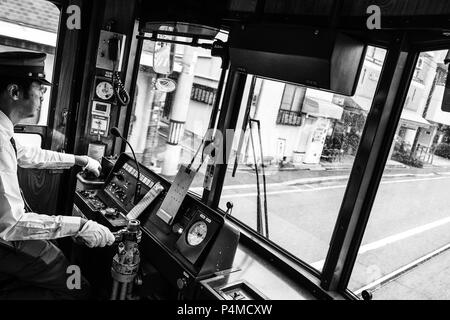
top-left (95, 81), bottom-right (114, 100)
top-left (186, 221), bottom-right (208, 246)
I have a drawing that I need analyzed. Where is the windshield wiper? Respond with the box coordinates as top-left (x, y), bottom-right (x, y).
top-left (249, 118), bottom-right (269, 238)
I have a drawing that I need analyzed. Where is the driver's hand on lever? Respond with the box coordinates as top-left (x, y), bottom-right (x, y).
top-left (75, 155), bottom-right (102, 177)
top-left (76, 219), bottom-right (115, 248)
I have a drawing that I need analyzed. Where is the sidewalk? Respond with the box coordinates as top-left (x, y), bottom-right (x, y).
top-left (214, 155), bottom-right (450, 190)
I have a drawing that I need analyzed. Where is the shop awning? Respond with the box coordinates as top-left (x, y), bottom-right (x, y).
top-left (400, 109), bottom-right (431, 128)
top-left (302, 97), bottom-right (343, 120)
top-left (351, 95), bottom-right (373, 112)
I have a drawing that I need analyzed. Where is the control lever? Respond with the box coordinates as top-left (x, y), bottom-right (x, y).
top-left (112, 222), bottom-right (142, 243)
top-left (110, 220), bottom-right (142, 300)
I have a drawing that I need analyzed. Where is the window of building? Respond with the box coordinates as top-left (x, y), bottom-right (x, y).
top-left (348, 49), bottom-right (450, 300)
top-left (0, 0), bottom-right (60, 127)
top-left (280, 85), bottom-right (295, 110)
top-left (218, 46), bottom-right (387, 271)
top-left (417, 57), bottom-right (424, 70)
top-left (277, 85), bottom-right (305, 126)
top-left (360, 68), bottom-right (367, 84)
top-left (280, 84), bottom-right (305, 112)
top-left (125, 31), bottom-right (228, 197)
top-left (412, 88), bottom-right (417, 101)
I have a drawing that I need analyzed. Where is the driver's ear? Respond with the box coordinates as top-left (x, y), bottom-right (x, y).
top-left (7, 84), bottom-right (20, 101)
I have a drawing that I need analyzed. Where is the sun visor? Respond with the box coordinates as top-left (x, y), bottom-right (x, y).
top-left (228, 24), bottom-right (366, 96)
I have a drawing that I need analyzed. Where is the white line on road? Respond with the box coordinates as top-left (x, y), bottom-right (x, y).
top-left (311, 215), bottom-right (450, 270)
top-left (220, 184), bottom-right (347, 199)
top-left (221, 176), bottom-right (450, 199)
top-left (359, 216), bottom-right (450, 254)
top-left (191, 175), bottom-right (350, 193)
top-left (381, 176), bottom-right (450, 185)
top-left (204, 172), bottom-right (450, 193)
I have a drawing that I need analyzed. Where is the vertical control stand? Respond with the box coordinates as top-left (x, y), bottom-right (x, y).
top-left (110, 220), bottom-right (142, 300)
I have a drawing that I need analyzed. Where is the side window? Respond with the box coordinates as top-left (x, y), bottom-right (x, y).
top-left (0, 0), bottom-right (60, 127)
top-left (348, 49), bottom-right (449, 299)
top-left (218, 46), bottom-right (387, 271)
top-left (15, 133), bottom-right (42, 147)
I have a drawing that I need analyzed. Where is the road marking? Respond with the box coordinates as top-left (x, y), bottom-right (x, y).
top-left (381, 176), bottom-right (450, 185)
top-left (359, 216), bottom-right (450, 254)
top-left (203, 171), bottom-right (450, 193)
top-left (221, 184), bottom-right (347, 199)
top-left (220, 175), bottom-right (349, 191)
top-left (221, 176), bottom-right (450, 199)
top-left (354, 243), bottom-right (450, 296)
top-left (310, 215), bottom-right (450, 271)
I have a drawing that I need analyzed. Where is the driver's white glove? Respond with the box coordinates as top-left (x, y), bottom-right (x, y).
top-left (76, 220), bottom-right (115, 248)
top-left (82, 156), bottom-right (102, 177)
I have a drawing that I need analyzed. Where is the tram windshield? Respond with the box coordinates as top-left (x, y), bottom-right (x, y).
top-left (218, 46), bottom-right (387, 269)
top-left (127, 39), bottom-right (389, 270)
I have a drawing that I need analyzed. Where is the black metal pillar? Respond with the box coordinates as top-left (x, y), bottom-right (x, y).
top-left (204, 68), bottom-right (248, 208)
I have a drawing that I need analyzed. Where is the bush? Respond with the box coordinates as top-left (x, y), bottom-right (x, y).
top-left (434, 143), bottom-right (450, 159)
top-left (391, 151), bottom-right (424, 168)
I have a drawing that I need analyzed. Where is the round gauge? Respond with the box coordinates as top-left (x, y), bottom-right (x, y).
top-left (186, 221), bottom-right (208, 246)
top-left (95, 81), bottom-right (114, 100)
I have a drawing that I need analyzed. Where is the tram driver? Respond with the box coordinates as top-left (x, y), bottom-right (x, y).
top-left (0, 51), bottom-right (115, 299)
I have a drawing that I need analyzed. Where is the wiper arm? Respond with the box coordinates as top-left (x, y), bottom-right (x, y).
top-left (232, 76), bottom-right (256, 177)
top-left (250, 119), bottom-right (269, 238)
top-left (249, 119), bottom-right (263, 236)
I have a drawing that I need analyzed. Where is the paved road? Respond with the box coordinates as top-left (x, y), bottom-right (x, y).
top-left (218, 173), bottom-right (450, 299)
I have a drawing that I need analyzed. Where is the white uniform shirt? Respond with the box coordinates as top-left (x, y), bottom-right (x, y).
top-left (0, 110), bottom-right (81, 241)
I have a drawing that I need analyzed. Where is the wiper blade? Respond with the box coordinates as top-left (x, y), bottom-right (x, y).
top-left (250, 118), bottom-right (269, 238)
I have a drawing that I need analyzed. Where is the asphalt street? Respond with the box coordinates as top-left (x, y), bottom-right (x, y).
top-left (218, 172), bottom-right (450, 299)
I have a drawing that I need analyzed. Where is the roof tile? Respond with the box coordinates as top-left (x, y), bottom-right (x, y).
top-left (0, 0), bottom-right (60, 33)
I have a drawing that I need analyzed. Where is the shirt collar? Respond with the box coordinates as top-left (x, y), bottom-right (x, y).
top-left (0, 110), bottom-right (14, 139)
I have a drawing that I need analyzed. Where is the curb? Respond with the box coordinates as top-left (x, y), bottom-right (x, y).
top-left (235, 163), bottom-right (408, 172)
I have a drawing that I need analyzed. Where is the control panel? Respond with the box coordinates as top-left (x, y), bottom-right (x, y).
top-left (72, 153), bottom-right (240, 299)
top-left (104, 162), bottom-right (156, 212)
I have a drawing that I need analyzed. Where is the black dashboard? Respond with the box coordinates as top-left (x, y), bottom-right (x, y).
top-left (72, 153), bottom-right (327, 301)
top-left (72, 153), bottom-right (239, 299)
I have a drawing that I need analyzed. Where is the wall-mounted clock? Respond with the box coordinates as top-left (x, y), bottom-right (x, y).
top-left (95, 80), bottom-right (114, 101)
